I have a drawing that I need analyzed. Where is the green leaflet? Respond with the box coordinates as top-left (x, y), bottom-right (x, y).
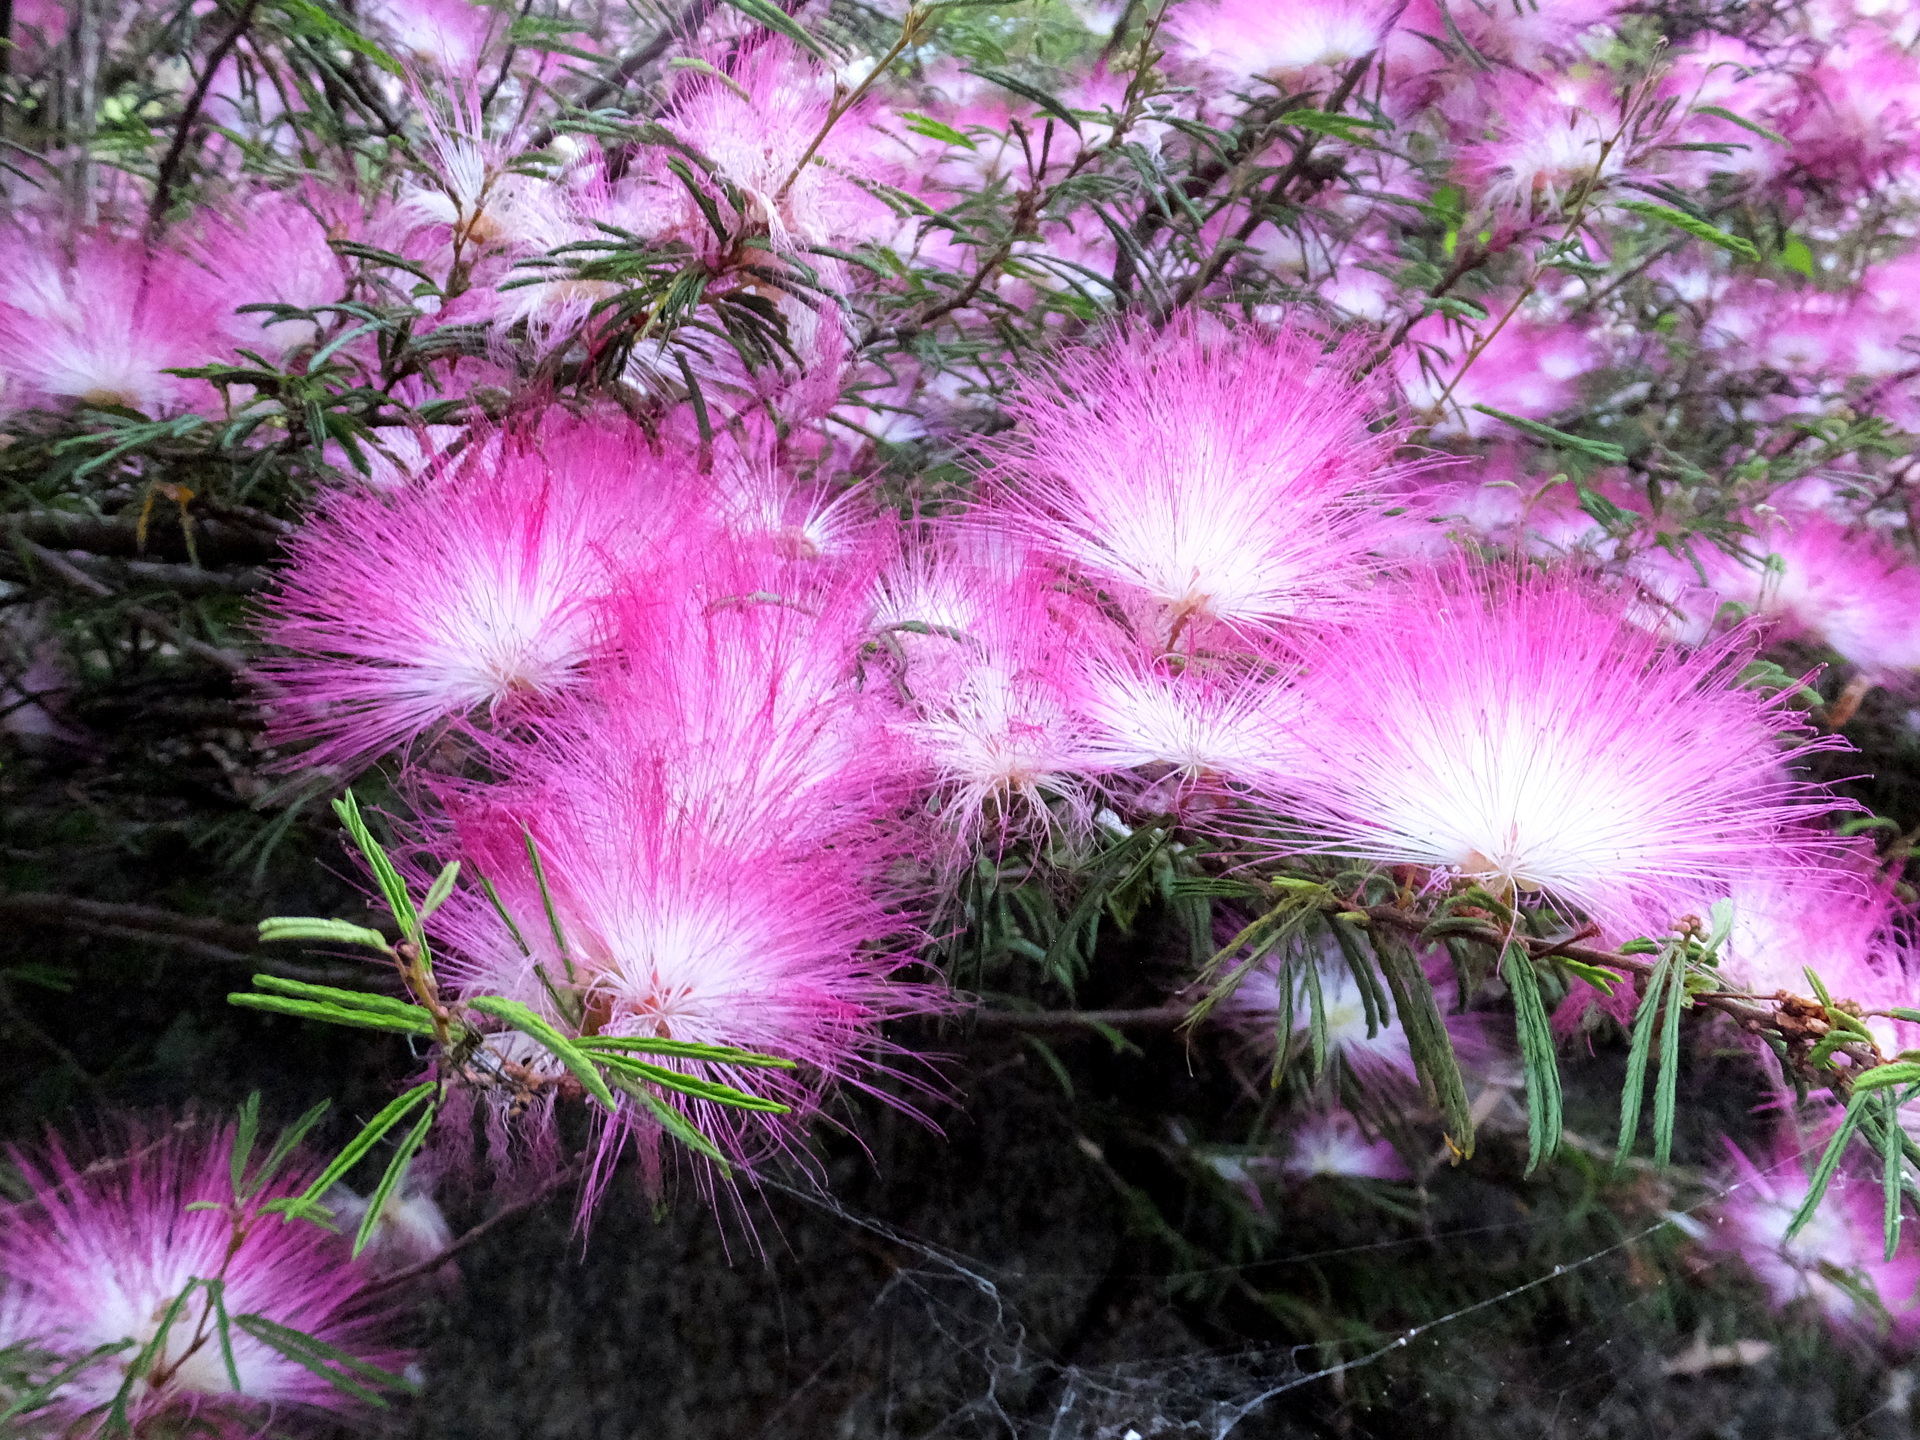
top-left (1375, 932), bottom-right (1475, 1159)
top-left (272, 1081), bottom-right (438, 1222)
top-left (354, 1102), bottom-right (436, 1258)
top-left (1469, 405), bottom-right (1628, 465)
top-left (1616, 199), bottom-right (1760, 262)
top-left (1503, 944), bottom-right (1562, 1174)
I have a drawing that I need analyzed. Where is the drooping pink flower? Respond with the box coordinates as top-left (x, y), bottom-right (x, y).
top-left (255, 418), bottom-right (680, 772)
top-left (1281, 1107), bottom-right (1412, 1182)
top-left (1226, 938), bottom-right (1494, 1092)
top-left (0, 1120), bottom-right (405, 1434)
top-left (1269, 561), bottom-right (1856, 940)
top-left (0, 232), bottom-right (226, 417)
top-left (985, 321), bottom-right (1414, 646)
top-left (1704, 1127), bottom-right (1920, 1341)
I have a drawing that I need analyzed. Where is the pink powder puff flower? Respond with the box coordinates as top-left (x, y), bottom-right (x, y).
top-left (1282, 1108), bottom-right (1412, 1182)
top-left (643, 41), bottom-right (906, 257)
top-left (875, 542), bottom-right (1106, 846)
top-left (0, 232), bottom-right (225, 417)
top-left (1270, 561), bottom-right (1856, 941)
top-left (1075, 643), bottom-right (1305, 800)
top-left (1451, 72), bottom-right (1632, 220)
top-left (1780, 32), bottom-right (1920, 191)
top-left (1165, 0), bottom-right (1400, 86)
top-left (191, 190), bottom-right (355, 360)
top-left (255, 420), bottom-right (674, 772)
top-left (1704, 1128), bottom-right (1920, 1342)
top-left (985, 321), bottom-right (1414, 646)
top-left (0, 1120), bottom-right (405, 1433)
top-left (1700, 509), bottom-right (1920, 682)
top-left (426, 710), bottom-right (933, 1194)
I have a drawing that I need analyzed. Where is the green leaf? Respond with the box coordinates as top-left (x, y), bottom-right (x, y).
top-left (107, 1282), bottom-right (195, 1429)
top-left (0, 1341), bottom-right (134, 1424)
top-left (1787, 1090), bottom-right (1872, 1241)
top-left (574, 1035), bottom-right (796, 1068)
top-left (1883, 1090), bottom-right (1905, 1261)
top-left (717, 0), bottom-right (827, 59)
top-left (202, 1277), bottom-right (243, 1393)
top-left (609, 1072), bottom-right (732, 1168)
top-left (258, 916), bottom-right (393, 951)
top-left (521, 831), bottom-right (577, 986)
top-left (1469, 405), bottom-right (1628, 465)
top-left (231, 1092), bottom-right (261, 1200)
top-left (1653, 944), bottom-right (1688, 1166)
top-left (274, 0), bottom-right (404, 74)
top-left (901, 110), bottom-right (976, 148)
top-left (1690, 103), bottom-right (1788, 145)
top-left (1375, 933), bottom-right (1475, 1158)
top-left (246, 1099), bottom-right (332, 1200)
top-left (1616, 199), bottom-right (1759, 262)
top-left (1778, 235), bottom-right (1816, 278)
top-left (1852, 1061), bottom-right (1920, 1093)
top-left (1276, 108), bottom-right (1390, 140)
top-left (276, 1082), bottom-right (437, 1220)
top-left (228, 993), bottom-right (437, 1036)
top-left (467, 996), bottom-right (617, 1113)
top-left (353, 1102), bottom-right (435, 1258)
top-left (1559, 956), bottom-right (1624, 994)
top-left (232, 1313), bottom-right (417, 1407)
top-left (1301, 949), bottom-right (1328, 1079)
top-left (1503, 945), bottom-right (1562, 1174)
top-left (963, 66), bottom-right (1083, 134)
top-left (589, 1053), bottom-right (791, 1111)
top-left (418, 860), bottom-right (461, 922)
top-left (241, 975), bottom-right (439, 1032)
top-left (1615, 948), bottom-right (1674, 1169)
top-left (331, 792), bottom-right (422, 953)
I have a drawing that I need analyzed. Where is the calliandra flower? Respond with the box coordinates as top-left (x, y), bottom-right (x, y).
top-left (256, 420), bottom-right (676, 772)
top-left (1166, 0), bottom-right (1399, 83)
top-left (1452, 72), bottom-right (1632, 219)
top-left (1704, 1128), bottom-right (1920, 1341)
top-left (192, 190), bottom-right (353, 360)
top-left (1273, 562), bottom-right (1856, 940)
top-left (1076, 644), bottom-right (1305, 799)
top-left (1282, 1108), bottom-right (1411, 1182)
top-left (0, 1120), bottom-right (404, 1435)
top-left (875, 543), bottom-right (1104, 846)
top-left (427, 725), bottom-right (933, 1204)
top-left (1701, 508), bottom-right (1920, 682)
top-left (0, 232), bottom-right (224, 417)
top-left (985, 322), bottom-right (1413, 645)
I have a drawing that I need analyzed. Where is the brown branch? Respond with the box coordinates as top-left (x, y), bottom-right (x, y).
top-left (964, 1005), bottom-right (1191, 1033)
top-left (12, 532), bottom-right (250, 675)
top-left (8, 511), bottom-right (280, 565)
top-left (147, 0), bottom-right (265, 239)
top-left (0, 892), bottom-right (373, 983)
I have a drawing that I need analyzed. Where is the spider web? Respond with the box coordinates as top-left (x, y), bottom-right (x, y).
top-left (746, 1138), bottom-right (1910, 1440)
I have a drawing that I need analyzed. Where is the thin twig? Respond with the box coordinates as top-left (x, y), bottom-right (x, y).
top-left (14, 533), bottom-right (249, 675)
top-left (360, 1162), bottom-right (584, 1296)
top-left (147, 0), bottom-right (266, 239)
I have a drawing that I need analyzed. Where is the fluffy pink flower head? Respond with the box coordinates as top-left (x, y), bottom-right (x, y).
top-left (644, 41), bottom-right (904, 256)
top-left (1166, 0), bottom-right (1399, 85)
top-left (361, 0), bottom-right (504, 75)
top-left (426, 684), bottom-right (931, 1191)
top-left (1701, 509), bottom-right (1920, 682)
top-left (0, 1120), bottom-right (403, 1434)
top-left (986, 322), bottom-right (1412, 646)
top-left (1075, 641), bottom-right (1305, 802)
top-left (874, 539), bottom-right (1105, 847)
top-left (1780, 33), bottom-right (1920, 190)
top-left (1452, 72), bottom-right (1632, 219)
top-left (1282, 1107), bottom-right (1411, 1182)
top-left (0, 232), bottom-right (225, 417)
top-left (191, 190), bottom-right (354, 360)
top-left (1271, 561), bottom-right (1856, 940)
top-left (256, 419), bottom-right (679, 772)
top-left (1705, 1128), bottom-right (1920, 1341)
